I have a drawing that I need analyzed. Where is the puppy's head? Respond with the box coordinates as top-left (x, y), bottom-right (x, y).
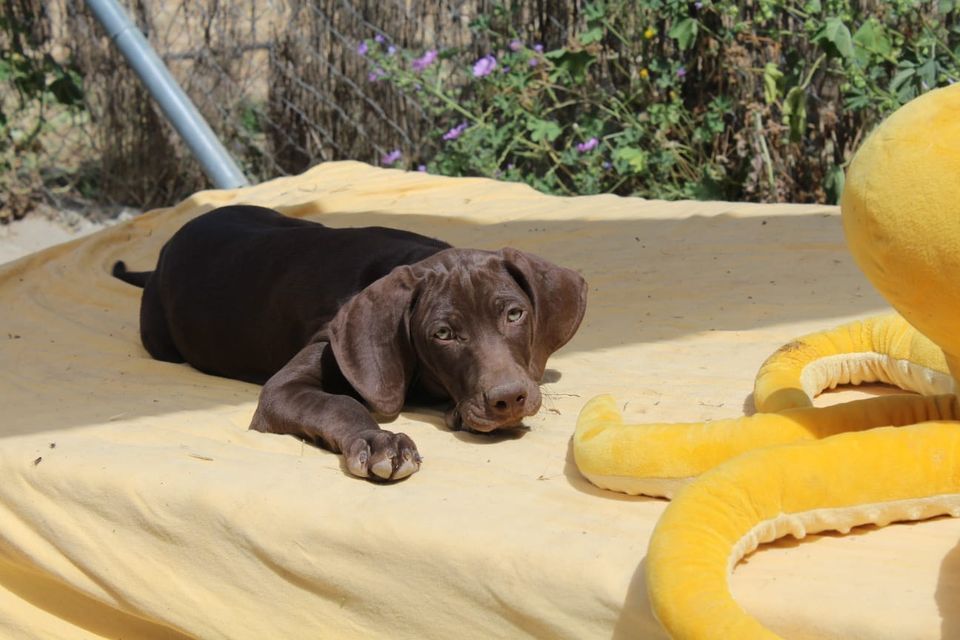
top-left (327, 248), bottom-right (587, 432)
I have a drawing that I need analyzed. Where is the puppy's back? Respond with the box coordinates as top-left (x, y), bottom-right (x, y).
top-left (145, 205), bottom-right (450, 381)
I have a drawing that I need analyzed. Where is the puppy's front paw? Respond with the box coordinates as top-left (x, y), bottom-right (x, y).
top-left (344, 429), bottom-right (422, 481)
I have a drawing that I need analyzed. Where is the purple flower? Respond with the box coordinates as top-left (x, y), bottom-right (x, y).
top-left (529, 58), bottom-right (539, 67)
top-left (417, 164), bottom-right (427, 172)
top-left (694, 1), bottom-right (703, 9)
top-left (382, 149), bottom-right (402, 166)
top-left (357, 41), bottom-right (368, 56)
top-left (374, 34), bottom-right (386, 44)
top-left (387, 45), bottom-right (397, 56)
top-left (576, 137), bottom-right (599, 153)
top-left (473, 54), bottom-right (497, 77)
top-left (443, 122), bottom-right (469, 141)
top-left (509, 39), bottom-right (524, 52)
top-left (367, 68), bottom-right (385, 82)
top-left (602, 161), bottom-right (612, 169)
top-left (412, 49), bottom-right (438, 72)
top-left (533, 43), bottom-right (544, 53)
top-left (677, 66), bottom-right (687, 78)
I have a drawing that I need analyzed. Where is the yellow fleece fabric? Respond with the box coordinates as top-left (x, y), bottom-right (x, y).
top-left (3, 157), bottom-right (958, 639)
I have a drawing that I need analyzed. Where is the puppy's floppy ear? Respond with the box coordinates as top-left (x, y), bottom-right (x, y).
top-left (326, 265), bottom-right (421, 418)
top-left (499, 247), bottom-right (588, 378)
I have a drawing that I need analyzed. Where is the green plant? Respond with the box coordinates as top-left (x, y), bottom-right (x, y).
top-left (359, 0), bottom-right (960, 203)
top-left (0, 6), bottom-right (85, 219)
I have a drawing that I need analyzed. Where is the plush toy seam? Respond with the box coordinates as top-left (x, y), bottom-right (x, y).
top-left (727, 493), bottom-right (960, 576)
top-left (578, 472), bottom-right (691, 499)
top-left (799, 352), bottom-right (955, 399)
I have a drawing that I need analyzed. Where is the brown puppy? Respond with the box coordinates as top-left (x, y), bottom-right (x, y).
top-left (113, 205), bottom-right (587, 481)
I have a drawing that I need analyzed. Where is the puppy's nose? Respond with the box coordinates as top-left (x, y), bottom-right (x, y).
top-left (486, 382), bottom-right (529, 417)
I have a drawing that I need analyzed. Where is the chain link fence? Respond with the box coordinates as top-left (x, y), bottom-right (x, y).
top-left (1, 0), bottom-right (581, 219)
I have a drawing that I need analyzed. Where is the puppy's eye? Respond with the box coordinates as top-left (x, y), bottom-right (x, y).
top-left (433, 327), bottom-right (454, 341)
top-left (506, 307), bottom-right (524, 323)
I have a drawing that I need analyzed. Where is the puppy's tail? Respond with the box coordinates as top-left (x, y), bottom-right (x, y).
top-left (111, 260), bottom-right (152, 288)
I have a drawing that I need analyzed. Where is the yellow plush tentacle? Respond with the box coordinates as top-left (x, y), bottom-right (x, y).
top-left (574, 393), bottom-right (960, 497)
top-left (646, 422), bottom-right (960, 640)
top-left (576, 315), bottom-right (955, 499)
top-left (754, 313), bottom-right (951, 413)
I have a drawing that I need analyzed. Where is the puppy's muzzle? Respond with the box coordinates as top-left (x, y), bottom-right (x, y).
top-left (447, 383), bottom-right (542, 432)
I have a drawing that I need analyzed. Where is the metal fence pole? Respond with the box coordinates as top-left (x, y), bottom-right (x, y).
top-left (84, 0), bottom-right (250, 189)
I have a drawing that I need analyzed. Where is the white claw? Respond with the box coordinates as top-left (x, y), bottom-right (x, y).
top-left (394, 457), bottom-right (419, 479)
top-left (371, 458), bottom-right (394, 479)
top-left (347, 456), bottom-right (369, 478)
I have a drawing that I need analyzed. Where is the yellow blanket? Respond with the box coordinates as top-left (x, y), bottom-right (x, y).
top-left (1, 161), bottom-right (956, 639)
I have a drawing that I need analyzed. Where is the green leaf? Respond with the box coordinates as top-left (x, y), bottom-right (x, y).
top-left (844, 88), bottom-right (874, 111)
top-left (693, 170), bottom-right (726, 200)
top-left (49, 70), bottom-right (84, 107)
top-left (817, 17), bottom-right (854, 60)
top-left (889, 65), bottom-right (916, 94)
top-left (613, 147), bottom-right (648, 174)
top-left (854, 19), bottom-right (891, 55)
top-left (916, 58), bottom-right (938, 89)
top-left (782, 86), bottom-right (807, 142)
top-left (583, 2), bottom-right (605, 21)
top-left (580, 26), bottom-right (604, 45)
top-left (804, 0), bottom-right (822, 13)
top-left (763, 62), bottom-right (783, 104)
top-left (526, 117), bottom-right (562, 143)
top-left (544, 49), bottom-right (596, 83)
top-left (668, 18), bottom-right (699, 52)
top-left (825, 164), bottom-right (845, 204)
top-left (240, 103), bottom-right (262, 134)
top-left (853, 19), bottom-right (891, 66)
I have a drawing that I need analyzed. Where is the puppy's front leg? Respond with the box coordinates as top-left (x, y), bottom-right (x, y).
top-left (250, 341), bottom-right (421, 481)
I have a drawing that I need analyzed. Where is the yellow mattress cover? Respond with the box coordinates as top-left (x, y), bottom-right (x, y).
top-left (1, 161), bottom-right (956, 639)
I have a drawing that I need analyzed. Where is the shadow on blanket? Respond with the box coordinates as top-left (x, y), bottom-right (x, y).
top-left (3, 210), bottom-right (885, 438)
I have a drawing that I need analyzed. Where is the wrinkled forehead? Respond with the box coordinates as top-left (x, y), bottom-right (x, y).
top-left (414, 250), bottom-right (528, 315)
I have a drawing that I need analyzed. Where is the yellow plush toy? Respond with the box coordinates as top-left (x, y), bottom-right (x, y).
top-left (574, 83), bottom-right (960, 638)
